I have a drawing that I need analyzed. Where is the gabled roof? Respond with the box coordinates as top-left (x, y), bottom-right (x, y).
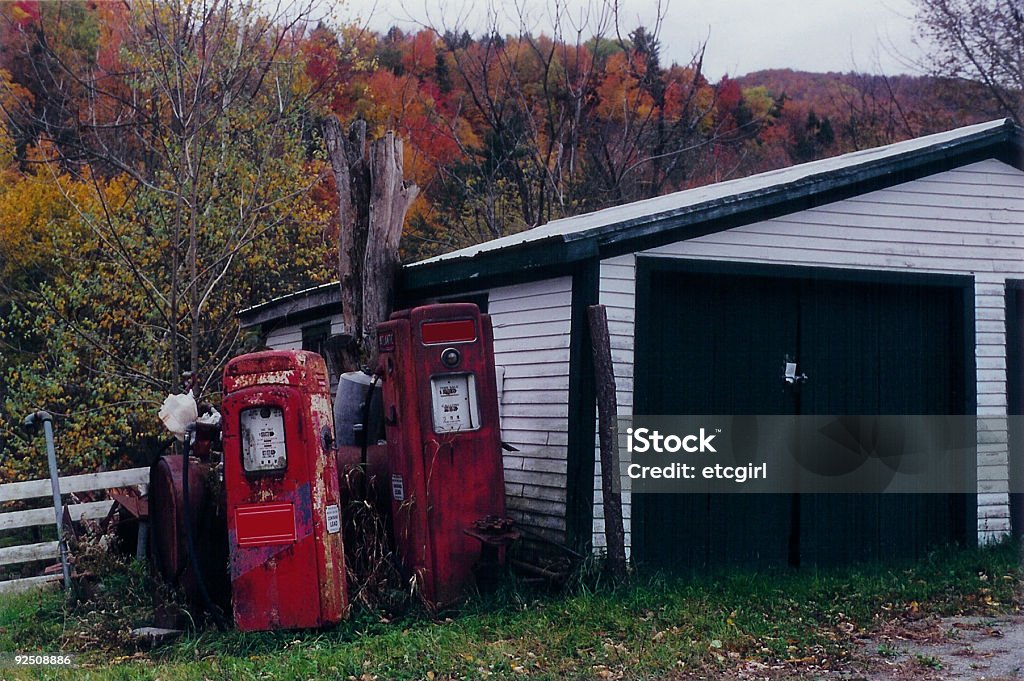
top-left (241, 118), bottom-right (1022, 325)
top-left (401, 118), bottom-right (1022, 293)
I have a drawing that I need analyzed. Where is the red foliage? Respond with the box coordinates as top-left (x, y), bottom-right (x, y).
top-left (716, 77), bottom-right (742, 114)
top-left (402, 30), bottom-right (437, 79)
top-left (9, 1), bottom-right (38, 26)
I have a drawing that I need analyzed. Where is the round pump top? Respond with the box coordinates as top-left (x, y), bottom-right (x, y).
top-left (223, 350), bottom-right (330, 393)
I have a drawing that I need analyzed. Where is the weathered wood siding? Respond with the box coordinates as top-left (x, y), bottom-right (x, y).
top-left (591, 158), bottom-right (1024, 548)
top-left (489, 278), bottom-right (574, 542)
top-left (263, 314), bottom-right (346, 350)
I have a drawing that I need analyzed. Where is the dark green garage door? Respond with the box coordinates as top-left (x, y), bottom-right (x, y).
top-left (633, 261), bottom-right (975, 570)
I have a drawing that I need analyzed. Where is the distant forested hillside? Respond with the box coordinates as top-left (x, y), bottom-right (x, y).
top-left (736, 68), bottom-right (997, 157)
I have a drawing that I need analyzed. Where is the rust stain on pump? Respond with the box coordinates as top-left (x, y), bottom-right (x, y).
top-left (221, 350), bottom-right (348, 631)
top-left (377, 304), bottom-right (509, 609)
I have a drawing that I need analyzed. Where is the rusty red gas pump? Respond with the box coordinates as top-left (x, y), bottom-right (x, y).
top-left (376, 303), bottom-right (509, 608)
top-left (221, 350), bottom-right (348, 631)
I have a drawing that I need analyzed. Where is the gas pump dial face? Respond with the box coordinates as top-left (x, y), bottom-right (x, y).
top-left (240, 405), bottom-right (288, 473)
top-left (430, 374), bottom-right (481, 433)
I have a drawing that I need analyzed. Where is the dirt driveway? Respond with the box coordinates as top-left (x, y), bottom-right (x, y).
top-left (719, 613), bottom-right (1024, 680)
top-left (851, 613), bottom-right (1024, 680)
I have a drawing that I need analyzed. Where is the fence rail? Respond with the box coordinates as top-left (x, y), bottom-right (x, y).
top-left (2, 468), bottom-right (150, 502)
top-left (0, 466), bottom-right (149, 595)
top-left (0, 541), bottom-right (59, 567)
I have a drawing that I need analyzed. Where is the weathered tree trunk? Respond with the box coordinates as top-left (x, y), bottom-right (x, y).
top-left (363, 132), bottom-right (419, 367)
top-left (325, 120), bottom-right (417, 371)
top-left (325, 118), bottom-right (369, 371)
top-left (588, 304), bottom-right (628, 583)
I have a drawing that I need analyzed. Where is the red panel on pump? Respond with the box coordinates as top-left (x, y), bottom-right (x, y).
top-left (234, 503), bottom-right (297, 547)
top-left (421, 318), bottom-right (476, 344)
top-left (221, 350), bottom-right (347, 631)
top-left (377, 303), bottom-right (507, 608)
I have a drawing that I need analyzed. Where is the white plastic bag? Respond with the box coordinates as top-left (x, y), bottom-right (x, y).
top-left (196, 405), bottom-right (222, 428)
top-left (158, 390), bottom-right (198, 441)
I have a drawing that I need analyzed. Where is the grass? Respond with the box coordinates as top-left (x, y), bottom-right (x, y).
top-left (913, 653), bottom-right (944, 670)
top-left (876, 643), bottom-right (901, 658)
top-left (0, 541), bottom-right (1020, 680)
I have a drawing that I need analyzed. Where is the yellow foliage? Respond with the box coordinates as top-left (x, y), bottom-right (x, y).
top-left (0, 68), bottom-right (31, 170)
top-left (742, 86), bottom-right (776, 122)
top-left (0, 153), bottom-right (134, 280)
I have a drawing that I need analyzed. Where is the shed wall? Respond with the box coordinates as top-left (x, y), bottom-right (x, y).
top-left (489, 277), bottom-right (574, 541)
top-left (263, 314), bottom-right (346, 349)
top-left (263, 313), bottom-right (347, 393)
top-left (592, 158), bottom-right (1024, 548)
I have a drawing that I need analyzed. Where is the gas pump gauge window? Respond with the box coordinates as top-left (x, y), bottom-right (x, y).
top-left (240, 406), bottom-right (288, 474)
top-left (430, 374), bottom-right (481, 433)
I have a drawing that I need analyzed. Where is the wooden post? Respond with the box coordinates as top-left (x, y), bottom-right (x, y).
top-left (588, 304), bottom-right (627, 582)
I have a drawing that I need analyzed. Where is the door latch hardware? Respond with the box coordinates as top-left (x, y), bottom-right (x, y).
top-left (784, 360), bottom-right (808, 385)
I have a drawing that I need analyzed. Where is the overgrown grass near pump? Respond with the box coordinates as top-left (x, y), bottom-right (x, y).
top-left (1, 542), bottom-right (1021, 680)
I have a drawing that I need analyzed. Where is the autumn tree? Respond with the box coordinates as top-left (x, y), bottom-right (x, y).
top-left (913, 0), bottom-right (1024, 123)
top-left (295, 7), bottom-right (781, 258)
top-left (0, 0), bottom-right (334, 478)
top-left (422, 4), bottom-right (723, 243)
top-left (434, 28), bottom-right (583, 239)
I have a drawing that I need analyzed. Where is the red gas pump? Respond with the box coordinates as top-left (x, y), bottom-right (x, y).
top-left (221, 350), bottom-right (348, 631)
top-left (377, 303), bottom-right (508, 608)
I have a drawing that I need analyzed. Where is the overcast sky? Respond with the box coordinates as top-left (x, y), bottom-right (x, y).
top-left (335, 0), bottom-right (925, 81)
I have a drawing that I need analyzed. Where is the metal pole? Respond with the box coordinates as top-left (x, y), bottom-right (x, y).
top-left (39, 413), bottom-right (72, 592)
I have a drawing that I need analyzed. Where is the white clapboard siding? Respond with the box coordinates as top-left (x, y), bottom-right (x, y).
top-left (264, 325), bottom-right (303, 349)
top-left (490, 277), bottom-right (574, 542)
top-left (589, 158), bottom-right (1024, 547)
top-left (264, 313), bottom-right (346, 350)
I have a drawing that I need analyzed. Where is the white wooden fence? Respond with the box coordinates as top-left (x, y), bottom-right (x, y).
top-left (0, 467), bottom-right (149, 594)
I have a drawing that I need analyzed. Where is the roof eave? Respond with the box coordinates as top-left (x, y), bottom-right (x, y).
top-left (399, 236), bottom-right (598, 295)
top-left (238, 284), bottom-right (341, 328)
